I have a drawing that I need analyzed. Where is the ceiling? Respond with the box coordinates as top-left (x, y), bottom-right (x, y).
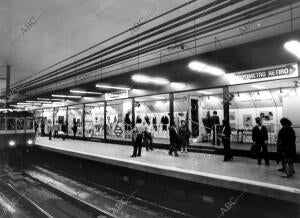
top-left (0, 0), bottom-right (189, 87)
top-left (1, 0), bottom-right (300, 102)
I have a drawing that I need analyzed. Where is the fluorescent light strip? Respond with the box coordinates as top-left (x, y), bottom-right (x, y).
top-left (198, 90), bottom-right (213, 95)
top-left (17, 102), bottom-right (31, 105)
top-left (96, 84), bottom-right (130, 90)
top-left (251, 84), bottom-right (265, 89)
top-left (70, 90), bottom-right (102, 95)
top-left (151, 96), bottom-right (166, 99)
top-left (132, 74), bottom-right (170, 85)
top-left (52, 94), bottom-right (82, 99)
top-left (284, 40), bottom-right (300, 59)
top-left (188, 61), bottom-right (225, 76)
top-left (37, 98), bottom-right (63, 101)
top-left (27, 100), bottom-right (52, 104)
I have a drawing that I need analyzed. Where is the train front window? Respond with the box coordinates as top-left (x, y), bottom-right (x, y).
top-left (0, 117), bottom-right (5, 130)
top-left (17, 118), bottom-right (25, 130)
top-left (26, 118), bottom-right (34, 130)
top-left (7, 118), bottom-right (16, 130)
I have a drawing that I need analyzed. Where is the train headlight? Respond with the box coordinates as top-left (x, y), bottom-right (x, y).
top-left (27, 139), bottom-right (33, 145)
top-left (8, 140), bottom-right (16, 147)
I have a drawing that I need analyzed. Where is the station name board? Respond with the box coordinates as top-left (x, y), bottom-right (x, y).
top-left (105, 91), bottom-right (128, 101)
top-left (226, 63), bottom-right (299, 85)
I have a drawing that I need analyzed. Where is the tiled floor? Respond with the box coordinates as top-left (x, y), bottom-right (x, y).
top-left (36, 137), bottom-right (300, 191)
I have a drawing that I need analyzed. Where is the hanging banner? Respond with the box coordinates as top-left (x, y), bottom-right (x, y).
top-left (226, 63), bottom-right (299, 85)
top-left (105, 90), bottom-right (129, 101)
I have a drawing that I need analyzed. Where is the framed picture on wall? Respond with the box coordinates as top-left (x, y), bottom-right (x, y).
top-left (243, 114), bottom-right (252, 127)
top-left (229, 112), bottom-right (235, 121)
top-left (259, 111), bottom-right (274, 121)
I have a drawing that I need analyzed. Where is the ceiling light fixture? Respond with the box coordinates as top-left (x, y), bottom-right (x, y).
top-left (70, 90), bottom-right (102, 95)
top-left (17, 102), bottom-right (31, 105)
top-left (284, 40), bottom-right (300, 59)
top-left (188, 61), bottom-right (225, 76)
top-left (251, 84), bottom-right (265, 89)
top-left (96, 84), bottom-right (130, 90)
top-left (198, 90), bottom-right (213, 95)
top-left (170, 82), bottom-right (186, 89)
top-left (132, 74), bottom-right (170, 85)
top-left (52, 94), bottom-right (82, 99)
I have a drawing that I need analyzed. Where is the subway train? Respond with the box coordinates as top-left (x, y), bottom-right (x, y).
top-left (0, 109), bottom-right (36, 149)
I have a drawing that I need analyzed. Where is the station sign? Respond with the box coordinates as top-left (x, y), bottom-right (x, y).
top-left (105, 90), bottom-right (128, 101)
top-left (226, 63), bottom-right (299, 85)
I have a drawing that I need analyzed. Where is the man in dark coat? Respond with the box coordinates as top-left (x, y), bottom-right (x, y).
top-left (72, 123), bottom-right (77, 140)
top-left (61, 122), bottom-right (67, 140)
top-left (252, 117), bottom-right (269, 165)
top-left (222, 119), bottom-right (232, 161)
top-left (210, 111), bottom-right (220, 145)
top-left (168, 121), bottom-right (179, 157)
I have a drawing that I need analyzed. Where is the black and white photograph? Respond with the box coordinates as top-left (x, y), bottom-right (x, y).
top-left (0, 0), bottom-right (299, 217)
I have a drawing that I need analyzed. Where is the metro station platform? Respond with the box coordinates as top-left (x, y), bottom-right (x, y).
top-left (34, 137), bottom-right (300, 204)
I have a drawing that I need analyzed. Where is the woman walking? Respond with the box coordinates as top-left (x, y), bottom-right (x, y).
top-left (277, 118), bottom-right (296, 177)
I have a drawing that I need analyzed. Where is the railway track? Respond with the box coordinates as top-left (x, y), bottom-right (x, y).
top-left (0, 166), bottom-right (113, 218)
top-left (0, 165), bottom-right (192, 218)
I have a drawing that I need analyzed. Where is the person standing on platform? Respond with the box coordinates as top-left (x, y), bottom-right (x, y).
top-left (53, 121), bottom-right (59, 139)
top-left (48, 122), bottom-right (53, 140)
top-left (34, 121), bottom-right (38, 136)
top-left (252, 117), bottom-right (269, 165)
top-left (222, 119), bottom-right (233, 161)
top-left (61, 122), bottom-right (67, 140)
top-left (131, 118), bottom-right (144, 157)
top-left (277, 118), bottom-right (296, 177)
top-left (144, 120), bottom-right (153, 151)
top-left (210, 111), bottom-right (220, 145)
top-left (169, 121), bottom-right (179, 157)
top-left (179, 120), bottom-right (190, 153)
top-left (72, 123), bottom-right (77, 140)
top-left (41, 120), bottom-right (45, 136)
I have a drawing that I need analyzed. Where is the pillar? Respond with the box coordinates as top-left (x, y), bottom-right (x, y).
top-left (169, 93), bottom-right (174, 125)
top-left (104, 101), bottom-right (107, 142)
top-left (223, 86), bottom-right (230, 123)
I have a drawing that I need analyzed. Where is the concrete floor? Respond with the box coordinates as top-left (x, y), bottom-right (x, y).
top-left (36, 137), bottom-right (300, 192)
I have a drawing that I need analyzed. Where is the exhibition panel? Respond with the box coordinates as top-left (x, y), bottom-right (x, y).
top-left (84, 103), bottom-right (105, 139)
top-left (106, 99), bottom-right (132, 142)
top-left (67, 104), bottom-right (84, 137)
top-left (135, 94), bottom-right (170, 144)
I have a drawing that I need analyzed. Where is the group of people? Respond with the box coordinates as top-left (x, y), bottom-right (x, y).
top-left (47, 121), bottom-right (69, 140)
top-left (203, 111), bottom-right (220, 144)
top-left (130, 118), bottom-right (190, 158)
top-left (222, 116), bottom-right (296, 178)
top-left (130, 117), bottom-right (154, 157)
top-left (35, 120), bottom-right (76, 141)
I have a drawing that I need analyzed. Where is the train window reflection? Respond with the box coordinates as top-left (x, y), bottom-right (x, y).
top-left (0, 117), bottom-right (5, 130)
top-left (17, 119), bottom-right (25, 130)
top-left (26, 118), bottom-right (34, 130)
top-left (7, 118), bottom-right (16, 130)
